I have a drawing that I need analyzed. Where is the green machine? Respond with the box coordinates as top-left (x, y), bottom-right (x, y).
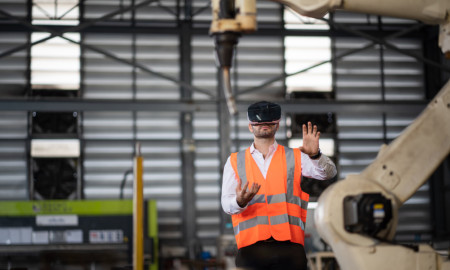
top-left (0, 199), bottom-right (158, 270)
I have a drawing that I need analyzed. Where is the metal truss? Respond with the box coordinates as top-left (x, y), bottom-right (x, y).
top-left (0, 98), bottom-right (426, 114)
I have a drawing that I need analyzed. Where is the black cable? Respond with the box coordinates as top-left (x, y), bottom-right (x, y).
top-left (119, 169), bottom-right (133, 199)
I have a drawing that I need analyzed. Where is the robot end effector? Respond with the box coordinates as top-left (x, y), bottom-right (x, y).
top-left (209, 0), bottom-right (257, 115)
top-left (209, 0), bottom-right (257, 69)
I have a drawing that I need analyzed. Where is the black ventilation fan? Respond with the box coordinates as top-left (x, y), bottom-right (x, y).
top-left (32, 158), bottom-right (78, 200)
top-left (32, 111), bottom-right (78, 135)
top-left (291, 113), bottom-right (336, 136)
top-left (289, 91), bottom-right (333, 100)
top-left (31, 89), bottom-right (78, 98)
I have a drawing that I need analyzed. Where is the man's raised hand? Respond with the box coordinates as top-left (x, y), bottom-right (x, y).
top-left (299, 121), bottom-right (320, 157)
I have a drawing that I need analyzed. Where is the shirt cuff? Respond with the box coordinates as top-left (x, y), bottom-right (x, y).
top-left (318, 154), bottom-right (338, 179)
top-left (307, 154), bottom-right (321, 164)
top-left (232, 196), bottom-right (247, 213)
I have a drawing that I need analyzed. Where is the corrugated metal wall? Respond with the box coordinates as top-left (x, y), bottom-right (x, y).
top-left (0, 112), bottom-right (28, 199)
top-left (333, 11), bottom-right (432, 241)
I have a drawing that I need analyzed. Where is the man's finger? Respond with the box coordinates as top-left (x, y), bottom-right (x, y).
top-left (250, 183), bottom-right (259, 194)
top-left (313, 125), bottom-right (317, 135)
top-left (248, 184), bottom-right (260, 200)
top-left (236, 180), bottom-right (246, 194)
top-left (253, 183), bottom-right (261, 194)
top-left (242, 182), bottom-right (249, 193)
top-left (302, 124), bottom-right (307, 138)
top-left (235, 180), bottom-right (242, 192)
top-left (308, 122), bottom-right (312, 134)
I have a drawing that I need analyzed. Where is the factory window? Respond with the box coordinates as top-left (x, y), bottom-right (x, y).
top-left (30, 32), bottom-right (80, 90)
top-left (32, 0), bottom-right (79, 25)
top-left (31, 0), bottom-right (80, 90)
top-left (284, 36), bottom-right (332, 93)
top-left (284, 7), bottom-right (332, 93)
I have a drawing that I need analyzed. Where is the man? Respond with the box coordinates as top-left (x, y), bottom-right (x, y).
top-left (221, 101), bottom-right (337, 270)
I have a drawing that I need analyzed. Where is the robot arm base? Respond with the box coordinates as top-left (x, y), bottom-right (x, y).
top-left (315, 176), bottom-right (450, 270)
top-left (330, 242), bottom-right (449, 270)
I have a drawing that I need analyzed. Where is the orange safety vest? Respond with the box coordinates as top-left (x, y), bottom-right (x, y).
top-left (229, 145), bottom-right (309, 249)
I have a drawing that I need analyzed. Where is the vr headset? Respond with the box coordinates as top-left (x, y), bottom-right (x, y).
top-left (247, 101), bottom-right (281, 124)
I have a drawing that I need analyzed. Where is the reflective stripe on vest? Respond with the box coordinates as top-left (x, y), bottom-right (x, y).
top-left (234, 146), bottom-right (308, 233)
top-left (249, 194), bottom-right (266, 206)
top-left (233, 216), bottom-right (269, 235)
top-left (233, 214), bottom-right (305, 235)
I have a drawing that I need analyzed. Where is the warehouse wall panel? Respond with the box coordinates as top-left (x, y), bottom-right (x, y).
top-left (192, 35), bottom-right (217, 100)
top-left (333, 13), bottom-right (432, 241)
top-left (0, 32), bottom-right (28, 97)
top-left (0, 0), bottom-right (27, 18)
top-left (0, 111), bottom-right (28, 199)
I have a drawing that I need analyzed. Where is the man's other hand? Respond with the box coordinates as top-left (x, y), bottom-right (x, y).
top-left (236, 181), bottom-right (261, 208)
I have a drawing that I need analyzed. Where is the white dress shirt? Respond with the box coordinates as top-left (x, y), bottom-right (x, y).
top-left (221, 141), bottom-right (337, 215)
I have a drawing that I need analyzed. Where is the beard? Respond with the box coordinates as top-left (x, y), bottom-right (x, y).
top-left (252, 125), bottom-right (277, 138)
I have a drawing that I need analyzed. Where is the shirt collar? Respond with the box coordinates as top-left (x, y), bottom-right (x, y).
top-left (250, 140), bottom-right (278, 154)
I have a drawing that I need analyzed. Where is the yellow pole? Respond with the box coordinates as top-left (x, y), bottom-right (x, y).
top-left (133, 142), bottom-right (144, 270)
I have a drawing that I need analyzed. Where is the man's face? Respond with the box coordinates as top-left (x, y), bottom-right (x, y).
top-left (249, 123), bottom-right (279, 138)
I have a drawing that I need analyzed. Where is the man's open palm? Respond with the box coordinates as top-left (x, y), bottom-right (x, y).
top-left (299, 121), bottom-right (320, 156)
top-left (236, 181), bottom-right (261, 208)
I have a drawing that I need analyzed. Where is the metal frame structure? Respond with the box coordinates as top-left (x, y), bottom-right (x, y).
top-left (0, 0), bottom-right (448, 261)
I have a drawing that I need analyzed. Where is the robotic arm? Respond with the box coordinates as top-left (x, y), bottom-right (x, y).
top-left (315, 82), bottom-right (450, 270)
top-left (210, 0), bottom-right (450, 269)
top-left (275, 0), bottom-right (450, 56)
top-left (277, 0), bottom-right (449, 24)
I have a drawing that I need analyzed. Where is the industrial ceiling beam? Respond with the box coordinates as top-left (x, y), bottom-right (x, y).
top-left (326, 18), bottom-right (450, 73)
top-left (0, 98), bottom-right (427, 114)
